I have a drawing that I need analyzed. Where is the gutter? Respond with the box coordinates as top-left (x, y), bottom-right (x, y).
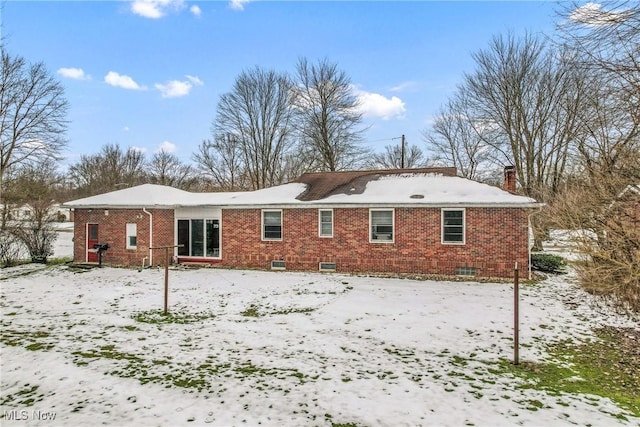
top-left (62, 202), bottom-right (544, 210)
top-left (199, 202), bottom-right (546, 210)
top-left (143, 208), bottom-right (153, 266)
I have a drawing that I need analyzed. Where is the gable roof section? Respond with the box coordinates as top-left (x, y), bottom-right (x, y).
top-left (293, 167), bottom-right (457, 201)
top-left (62, 184), bottom-right (194, 208)
top-left (317, 173), bottom-right (539, 206)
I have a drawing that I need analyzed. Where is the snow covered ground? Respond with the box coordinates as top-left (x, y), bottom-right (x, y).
top-left (1, 261), bottom-right (638, 426)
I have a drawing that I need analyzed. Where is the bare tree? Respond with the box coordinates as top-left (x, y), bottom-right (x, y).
top-left (214, 66), bottom-right (297, 190)
top-left (294, 58), bottom-right (368, 171)
top-left (3, 160), bottom-right (62, 262)
top-left (423, 94), bottom-right (492, 180)
top-left (571, 69), bottom-right (640, 184)
top-left (0, 230), bottom-right (25, 267)
top-left (0, 47), bottom-right (68, 218)
top-left (544, 172), bottom-right (640, 311)
top-left (462, 33), bottom-right (582, 204)
top-left (9, 201), bottom-right (58, 263)
top-left (368, 144), bottom-right (425, 169)
top-left (540, 2), bottom-right (640, 311)
top-left (147, 149), bottom-right (195, 190)
top-left (558, 1), bottom-right (639, 99)
top-left (68, 143), bottom-right (146, 197)
top-left (557, 1), bottom-right (640, 184)
top-left (193, 135), bottom-right (247, 191)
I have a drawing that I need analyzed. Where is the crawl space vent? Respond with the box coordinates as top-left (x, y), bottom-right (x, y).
top-left (319, 262), bottom-right (336, 272)
top-left (455, 266), bottom-right (476, 277)
top-left (271, 260), bottom-right (286, 270)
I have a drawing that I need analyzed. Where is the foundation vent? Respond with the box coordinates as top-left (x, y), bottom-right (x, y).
top-left (270, 260), bottom-right (286, 270)
top-left (455, 266), bottom-right (476, 277)
top-left (319, 262), bottom-right (336, 272)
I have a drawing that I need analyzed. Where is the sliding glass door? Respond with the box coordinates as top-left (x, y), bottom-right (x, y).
top-left (177, 219), bottom-right (220, 258)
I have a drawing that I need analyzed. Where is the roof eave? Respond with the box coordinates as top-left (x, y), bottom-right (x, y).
top-left (61, 204), bottom-right (178, 210)
top-left (63, 201), bottom-right (545, 209)
top-left (217, 202), bottom-right (545, 209)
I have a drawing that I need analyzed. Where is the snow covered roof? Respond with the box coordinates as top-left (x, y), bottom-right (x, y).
top-left (61, 184), bottom-right (195, 208)
top-left (293, 167), bottom-right (457, 201)
top-left (62, 170), bottom-right (541, 209)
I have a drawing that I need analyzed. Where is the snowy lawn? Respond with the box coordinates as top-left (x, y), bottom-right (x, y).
top-left (1, 264), bottom-right (638, 426)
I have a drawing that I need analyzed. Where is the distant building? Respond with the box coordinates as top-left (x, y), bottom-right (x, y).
top-left (2, 203), bottom-right (71, 222)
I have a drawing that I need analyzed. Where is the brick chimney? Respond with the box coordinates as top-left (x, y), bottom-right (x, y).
top-left (503, 166), bottom-right (516, 193)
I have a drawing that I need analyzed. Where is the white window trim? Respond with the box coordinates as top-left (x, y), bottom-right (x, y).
top-left (441, 208), bottom-right (466, 245)
top-left (369, 208), bottom-right (394, 244)
top-left (262, 209), bottom-right (283, 241)
top-left (126, 223), bottom-right (137, 249)
top-left (318, 209), bottom-right (334, 238)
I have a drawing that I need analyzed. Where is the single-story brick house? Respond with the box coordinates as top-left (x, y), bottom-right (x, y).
top-left (62, 167), bottom-right (541, 278)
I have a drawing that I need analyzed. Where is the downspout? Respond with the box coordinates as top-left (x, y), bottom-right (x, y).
top-left (143, 208), bottom-right (153, 266)
top-left (528, 205), bottom-right (544, 280)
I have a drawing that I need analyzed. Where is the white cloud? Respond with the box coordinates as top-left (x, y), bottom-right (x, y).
top-left (130, 0), bottom-right (163, 18)
top-left (155, 80), bottom-right (190, 98)
top-left (155, 75), bottom-right (203, 98)
top-left (186, 75), bottom-right (203, 85)
top-left (157, 141), bottom-right (177, 153)
top-left (130, 0), bottom-right (185, 19)
top-left (229, 0), bottom-right (250, 11)
top-left (354, 88), bottom-right (406, 120)
top-left (190, 5), bottom-right (201, 16)
top-left (23, 138), bottom-right (48, 151)
top-left (57, 67), bottom-right (90, 80)
top-left (104, 71), bottom-right (146, 90)
top-left (569, 2), bottom-right (631, 26)
top-left (123, 126), bottom-right (130, 132)
top-left (389, 81), bottom-right (419, 93)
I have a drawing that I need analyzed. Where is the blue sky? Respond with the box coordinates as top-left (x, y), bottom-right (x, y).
top-left (2, 1), bottom-right (562, 167)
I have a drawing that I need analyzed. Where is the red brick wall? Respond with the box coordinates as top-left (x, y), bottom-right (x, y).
top-left (73, 206), bottom-right (530, 278)
top-left (73, 208), bottom-right (174, 267)
top-left (220, 207), bottom-right (530, 278)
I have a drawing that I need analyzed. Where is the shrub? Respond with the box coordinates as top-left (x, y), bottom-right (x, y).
top-left (531, 253), bottom-right (567, 274)
top-left (9, 222), bottom-right (57, 264)
top-left (0, 231), bottom-right (27, 267)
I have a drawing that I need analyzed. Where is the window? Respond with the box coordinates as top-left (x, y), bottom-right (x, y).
top-left (126, 223), bottom-right (137, 249)
top-left (206, 219), bottom-right (220, 257)
top-left (177, 219), bottom-right (220, 257)
top-left (177, 220), bottom-right (190, 256)
top-left (370, 209), bottom-right (394, 242)
top-left (442, 209), bottom-right (465, 244)
top-left (191, 219), bottom-right (204, 256)
top-left (319, 209), bottom-right (333, 237)
top-left (88, 224), bottom-right (99, 240)
top-left (262, 210), bottom-right (282, 241)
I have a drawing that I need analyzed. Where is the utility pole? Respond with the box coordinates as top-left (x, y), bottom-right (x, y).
top-left (392, 134), bottom-right (406, 169)
top-left (401, 134), bottom-right (405, 169)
